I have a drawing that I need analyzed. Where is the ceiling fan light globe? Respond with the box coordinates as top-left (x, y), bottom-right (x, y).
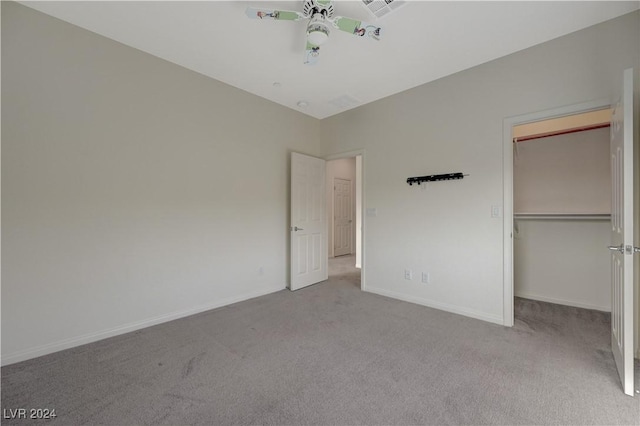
top-left (306, 16), bottom-right (330, 46)
top-left (307, 30), bottom-right (329, 46)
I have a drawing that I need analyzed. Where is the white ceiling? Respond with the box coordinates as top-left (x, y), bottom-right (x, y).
top-left (19, 1), bottom-right (639, 119)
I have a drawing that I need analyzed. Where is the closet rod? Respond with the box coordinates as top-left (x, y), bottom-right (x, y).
top-left (514, 213), bottom-right (611, 221)
top-left (513, 123), bottom-right (610, 143)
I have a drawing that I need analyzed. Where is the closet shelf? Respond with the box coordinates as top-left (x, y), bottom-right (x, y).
top-left (514, 213), bottom-right (611, 221)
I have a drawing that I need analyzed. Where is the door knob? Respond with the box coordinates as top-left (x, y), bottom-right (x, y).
top-left (608, 244), bottom-right (624, 253)
top-left (291, 226), bottom-right (304, 232)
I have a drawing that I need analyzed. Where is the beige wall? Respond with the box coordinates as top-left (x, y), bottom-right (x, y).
top-left (514, 219), bottom-right (611, 311)
top-left (514, 128), bottom-right (611, 214)
top-left (321, 11), bottom-right (640, 325)
top-left (1, 2), bottom-right (321, 364)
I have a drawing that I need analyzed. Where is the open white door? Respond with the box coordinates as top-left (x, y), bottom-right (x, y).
top-left (290, 152), bottom-right (328, 290)
top-left (608, 68), bottom-right (636, 396)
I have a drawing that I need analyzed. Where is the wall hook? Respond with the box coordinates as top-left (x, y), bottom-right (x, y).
top-left (407, 172), bottom-right (467, 186)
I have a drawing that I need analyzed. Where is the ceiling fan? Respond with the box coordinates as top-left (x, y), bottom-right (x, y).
top-left (245, 0), bottom-right (382, 65)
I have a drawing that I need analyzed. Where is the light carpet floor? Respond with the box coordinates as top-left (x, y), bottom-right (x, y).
top-left (2, 255), bottom-right (639, 425)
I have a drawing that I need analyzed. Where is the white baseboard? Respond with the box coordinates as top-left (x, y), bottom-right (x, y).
top-left (365, 287), bottom-right (504, 326)
top-left (515, 292), bottom-right (611, 312)
top-left (1, 284), bottom-right (285, 366)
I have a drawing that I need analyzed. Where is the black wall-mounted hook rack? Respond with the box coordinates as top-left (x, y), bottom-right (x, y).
top-left (407, 172), bottom-right (466, 186)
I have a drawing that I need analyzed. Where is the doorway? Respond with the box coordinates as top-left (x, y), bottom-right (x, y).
top-left (504, 70), bottom-right (637, 397)
top-left (326, 151), bottom-right (364, 289)
top-left (502, 99), bottom-right (612, 326)
top-left (512, 115), bottom-right (612, 313)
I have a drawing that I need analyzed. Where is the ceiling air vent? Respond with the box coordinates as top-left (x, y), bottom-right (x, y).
top-left (361, 0), bottom-right (406, 19)
top-left (328, 94), bottom-right (362, 109)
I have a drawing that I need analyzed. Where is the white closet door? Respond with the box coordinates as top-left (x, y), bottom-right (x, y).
top-left (608, 68), bottom-right (635, 397)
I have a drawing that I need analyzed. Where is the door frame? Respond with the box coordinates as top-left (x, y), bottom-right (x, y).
top-left (326, 149), bottom-right (366, 291)
top-left (502, 99), bottom-right (611, 327)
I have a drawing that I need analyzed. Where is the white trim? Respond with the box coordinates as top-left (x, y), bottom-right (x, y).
top-left (1, 284), bottom-right (284, 366)
top-left (325, 149), bottom-right (366, 291)
top-left (503, 99), bottom-right (611, 328)
top-left (514, 214), bottom-right (611, 221)
top-left (515, 292), bottom-right (611, 313)
top-left (325, 149), bottom-right (364, 162)
top-left (366, 287), bottom-right (504, 325)
top-left (503, 117), bottom-right (514, 327)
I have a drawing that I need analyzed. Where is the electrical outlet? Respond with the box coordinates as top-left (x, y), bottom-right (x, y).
top-left (421, 272), bottom-right (430, 284)
top-left (404, 269), bottom-right (413, 280)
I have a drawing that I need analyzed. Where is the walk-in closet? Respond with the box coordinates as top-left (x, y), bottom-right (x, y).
top-left (513, 110), bottom-right (612, 311)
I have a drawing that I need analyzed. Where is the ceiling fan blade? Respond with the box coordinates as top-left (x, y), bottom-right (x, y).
top-left (245, 7), bottom-right (306, 21)
top-left (304, 42), bottom-right (321, 66)
top-left (332, 16), bottom-right (382, 40)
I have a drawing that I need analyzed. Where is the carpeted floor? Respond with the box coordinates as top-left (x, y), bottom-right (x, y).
top-left (2, 255), bottom-right (638, 425)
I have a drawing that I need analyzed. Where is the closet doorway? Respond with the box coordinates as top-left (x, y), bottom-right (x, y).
top-left (512, 109), bottom-right (612, 312)
top-left (504, 70), bottom-right (637, 396)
